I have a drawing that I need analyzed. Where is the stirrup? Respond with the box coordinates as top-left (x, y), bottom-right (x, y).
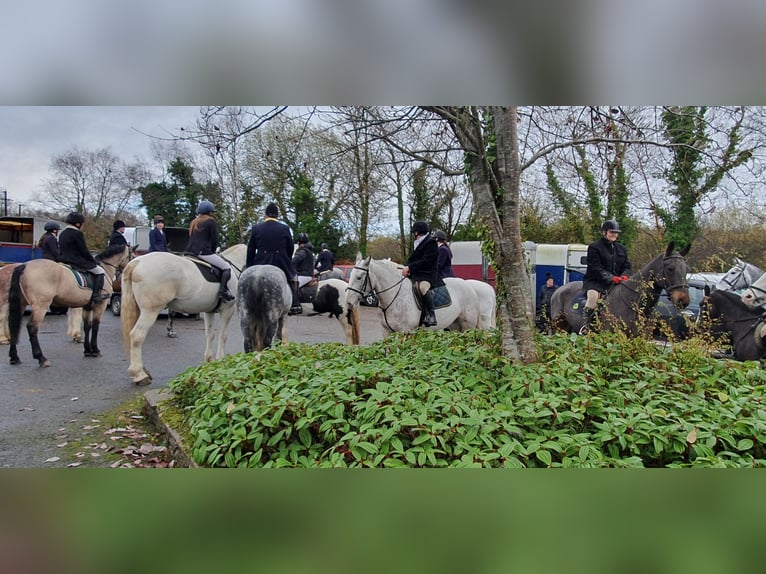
top-left (289, 305), bottom-right (303, 315)
top-left (92, 291), bottom-right (110, 302)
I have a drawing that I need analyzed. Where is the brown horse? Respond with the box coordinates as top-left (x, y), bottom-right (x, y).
top-left (7, 244), bottom-right (132, 366)
top-left (1, 263), bottom-right (84, 345)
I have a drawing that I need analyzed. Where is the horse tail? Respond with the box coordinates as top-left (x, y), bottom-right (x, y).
top-left (120, 262), bottom-right (140, 355)
top-left (8, 264), bottom-right (27, 345)
top-left (345, 305), bottom-right (361, 345)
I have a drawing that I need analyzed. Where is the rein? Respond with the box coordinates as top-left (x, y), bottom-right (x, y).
top-left (348, 264), bottom-right (407, 331)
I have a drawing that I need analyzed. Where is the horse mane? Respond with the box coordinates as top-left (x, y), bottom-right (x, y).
top-left (96, 244), bottom-right (127, 260)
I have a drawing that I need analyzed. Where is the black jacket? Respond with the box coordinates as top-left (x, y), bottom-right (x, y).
top-left (109, 230), bottom-right (128, 247)
top-left (537, 284), bottom-right (558, 314)
top-left (185, 215), bottom-right (219, 256)
top-left (38, 232), bottom-right (59, 261)
top-left (406, 234), bottom-right (441, 286)
top-left (583, 237), bottom-right (632, 293)
top-left (293, 243), bottom-right (315, 276)
top-left (315, 249), bottom-right (334, 273)
top-left (437, 243), bottom-right (455, 279)
top-left (246, 219), bottom-right (296, 281)
top-left (58, 226), bottom-right (98, 271)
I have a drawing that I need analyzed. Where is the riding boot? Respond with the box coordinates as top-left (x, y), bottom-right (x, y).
top-left (289, 280), bottom-right (303, 315)
top-left (421, 290), bottom-right (437, 327)
top-left (578, 307), bottom-right (595, 335)
top-left (90, 274), bottom-right (109, 303)
top-left (218, 268), bottom-right (235, 301)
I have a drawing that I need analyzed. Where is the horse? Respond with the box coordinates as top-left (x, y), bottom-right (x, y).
top-left (306, 277), bottom-right (361, 344)
top-left (236, 264), bottom-right (291, 352)
top-left (345, 257), bottom-right (479, 333)
top-left (698, 288), bottom-right (766, 361)
top-left (465, 279), bottom-right (497, 329)
top-left (7, 244), bottom-right (132, 367)
top-left (120, 244), bottom-right (246, 386)
top-left (715, 257), bottom-right (764, 292)
top-left (549, 243), bottom-right (691, 336)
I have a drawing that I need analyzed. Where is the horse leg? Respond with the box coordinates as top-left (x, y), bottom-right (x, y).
top-left (85, 307), bottom-right (106, 358)
top-left (166, 311), bottom-right (177, 338)
top-left (82, 309), bottom-right (95, 356)
top-left (67, 308), bottom-right (83, 343)
top-left (202, 312), bottom-right (218, 361)
top-left (128, 311), bottom-right (161, 386)
top-left (215, 306), bottom-right (235, 359)
top-left (26, 308), bottom-right (50, 367)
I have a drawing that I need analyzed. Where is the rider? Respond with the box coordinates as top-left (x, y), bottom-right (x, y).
top-left (580, 219), bottom-right (632, 335)
top-left (148, 215), bottom-right (169, 252)
top-left (185, 200), bottom-right (235, 302)
top-left (435, 230), bottom-right (456, 280)
top-left (314, 242), bottom-right (335, 276)
top-left (109, 220), bottom-right (128, 247)
top-left (38, 221), bottom-right (61, 261)
top-left (401, 221), bottom-right (439, 327)
top-left (58, 212), bottom-right (110, 303)
top-left (246, 202), bottom-right (302, 315)
top-left (292, 232), bottom-right (316, 290)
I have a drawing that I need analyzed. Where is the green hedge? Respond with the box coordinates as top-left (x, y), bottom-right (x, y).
top-left (167, 330), bottom-right (766, 468)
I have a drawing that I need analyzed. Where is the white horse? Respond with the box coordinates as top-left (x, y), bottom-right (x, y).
top-left (717, 257), bottom-right (764, 292)
top-left (120, 244), bottom-right (246, 386)
top-left (465, 279), bottom-right (497, 329)
top-left (345, 257), bottom-right (479, 333)
top-left (308, 277), bottom-right (361, 344)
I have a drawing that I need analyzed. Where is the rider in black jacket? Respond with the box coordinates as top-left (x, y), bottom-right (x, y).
top-left (580, 219), bottom-right (632, 334)
top-left (401, 221), bottom-right (440, 327)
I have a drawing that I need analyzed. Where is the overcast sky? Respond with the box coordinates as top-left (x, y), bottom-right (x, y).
top-left (0, 107), bottom-right (202, 208)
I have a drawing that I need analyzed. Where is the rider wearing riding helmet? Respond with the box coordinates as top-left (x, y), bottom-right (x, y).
top-left (292, 232), bottom-right (316, 289)
top-left (185, 200), bottom-right (235, 302)
top-left (246, 202), bottom-right (302, 315)
top-left (109, 219), bottom-right (128, 247)
top-left (58, 212), bottom-right (110, 303)
top-left (434, 229), bottom-right (455, 280)
top-left (38, 221), bottom-right (61, 261)
top-left (580, 219), bottom-right (632, 335)
top-left (315, 242), bottom-right (335, 275)
top-left (401, 221), bottom-right (440, 327)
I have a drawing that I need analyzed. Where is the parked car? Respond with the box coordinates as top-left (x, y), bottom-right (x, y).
top-left (652, 273), bottom-right (724, 339)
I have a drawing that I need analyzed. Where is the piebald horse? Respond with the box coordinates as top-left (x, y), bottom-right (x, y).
top-left (7, 244), bottom-right (132, 366)
top-left (345, 257), bottom-right (479, 333)
top-left (120, 244), bottom-right (246, 386)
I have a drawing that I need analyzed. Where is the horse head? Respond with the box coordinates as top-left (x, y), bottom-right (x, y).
top-left (346, 256), bottom-right (372, 309)
top-left (717, 257), bottom-right (764, 293)
top-left (657, 242), bottom-right (691, 309)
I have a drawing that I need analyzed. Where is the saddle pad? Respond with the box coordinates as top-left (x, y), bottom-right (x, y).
top-left (431, 285), bottom-right (452, 309)
top-left (65, 266), bottom-right (94, 290)
top-left (569, 293), bottom-right (587, 314)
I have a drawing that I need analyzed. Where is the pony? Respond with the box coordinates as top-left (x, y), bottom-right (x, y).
top-left (550, 243), bottom-right (691, 336)
top-left (465, 279), bottom-right (497, 329)
top-left (308, 277), bottom-right (361, 344)
top-left (120, 244), bottom-right (246, 386)
top-left (345, 257), bottom-right (479, 333)
top-left (7, 244), bottom-right (132, 366)
top-left (715, 257), bottom-right (764, 292)
top-left (236, 264), bottom-right (291, 352)
top-left (2, 265), bottom-right (84, 345)
top-left (698, 288), bottom-right (766, 361)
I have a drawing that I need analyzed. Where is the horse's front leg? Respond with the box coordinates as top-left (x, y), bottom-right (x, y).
top-left (81, 308), bottom-right (96, 357)
top-left (166, 311), bottom-right (177, 338)
top-left (85, 307), bottom-right (105, 358)
top-left (202, 312), bottom-right (218, 361)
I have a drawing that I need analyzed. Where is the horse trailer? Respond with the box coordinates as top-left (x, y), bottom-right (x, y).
top-left (449, 240), bottom-right (588, 306)
top-left (0, 215), bottom-right (67, 265)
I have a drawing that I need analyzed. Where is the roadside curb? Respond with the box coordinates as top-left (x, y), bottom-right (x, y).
top-left (141, 388), bottom-right (198, 468)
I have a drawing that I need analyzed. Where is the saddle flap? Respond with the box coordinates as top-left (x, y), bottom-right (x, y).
top-left (410, 283), bottom-right (452, 309)
top-left (183, 255), bottom-right (221, 283)
top-left (63, 265), bottom-right (95, 290)
top-left (569, 293), bottom-right (587, 314)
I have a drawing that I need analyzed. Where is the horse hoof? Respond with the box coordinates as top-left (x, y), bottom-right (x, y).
top-left (167, 332), bottom-right (178, 338)
top-left (9, 358), bottom-right (21, 365)
top-left (41, 360), bottom-right (51, 368)
top-left (134, 377), bottom-right (152, 387)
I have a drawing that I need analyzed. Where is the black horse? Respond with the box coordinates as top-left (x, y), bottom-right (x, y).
top-left (698, 288), bottom-right (766, 362)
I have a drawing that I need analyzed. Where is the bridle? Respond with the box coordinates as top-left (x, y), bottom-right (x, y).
top-left (657, 254), bottom-right (689, 295)
top-left (347, 263), bottom-right (406, 328)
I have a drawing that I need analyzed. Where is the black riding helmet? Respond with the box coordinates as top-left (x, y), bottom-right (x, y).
top-left (601, 219), bottom-right (621, 233)
top-left (44, 221), bottom-right (61, 232)
top-left (435, 230), bottom-right (448, 241)
top-left (297, 232), bottom-right (310, 244)
top-left (411, 221), bottom-right (429, 236)
top-left (65, 212), bottom-right (84, 225)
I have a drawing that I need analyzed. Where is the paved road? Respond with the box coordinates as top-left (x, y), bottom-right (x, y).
top-left (0, 304), bottom-right (387, 467)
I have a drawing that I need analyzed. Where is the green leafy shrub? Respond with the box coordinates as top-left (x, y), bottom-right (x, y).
top-left (167, 330), bottom-right (766, 468)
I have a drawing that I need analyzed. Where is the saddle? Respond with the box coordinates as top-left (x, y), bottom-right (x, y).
top-left (182, 254), bottom-right (222, 283)
top-left (410, 283), bottom-right (452, 310)
top-left (299, 280), bottom-right (318, 303)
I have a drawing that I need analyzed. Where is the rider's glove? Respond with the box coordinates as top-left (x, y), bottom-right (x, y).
top-left (620, 275), bottom-right (630, 282)
top-left (612, 276), bottom-right (622, 284)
